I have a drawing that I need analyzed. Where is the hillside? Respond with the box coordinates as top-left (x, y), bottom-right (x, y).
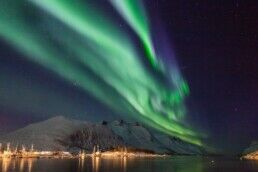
top-left (0, 116), bottom-right (203, 154)
top-left (0, 116), bottom-right (86, 151)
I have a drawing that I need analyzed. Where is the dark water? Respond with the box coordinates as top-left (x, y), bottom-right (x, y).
top-left (1, 156), bottom-right (258, 172)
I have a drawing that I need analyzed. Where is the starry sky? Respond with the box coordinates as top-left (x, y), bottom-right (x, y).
top-left (0, 0), bottom-right (257, 154)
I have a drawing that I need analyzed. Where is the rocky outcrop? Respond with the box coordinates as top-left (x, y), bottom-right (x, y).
top-left (67, 124), bottom-right (124, 151)
top-left (108, 120), bottom-right (169, 153)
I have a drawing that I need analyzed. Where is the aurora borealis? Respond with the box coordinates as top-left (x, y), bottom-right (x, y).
top-left (0, 0), bottom-right (202, 146)
top-left (109, 0), bottom-right (157, 68)
top-left (1, 0), bottom-right (258, 154)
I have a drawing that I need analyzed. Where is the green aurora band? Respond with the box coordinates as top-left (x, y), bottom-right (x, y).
top-left (109, 0), bottom-right (158, 68)
top-left (0, 0), bottom-right (203, 146)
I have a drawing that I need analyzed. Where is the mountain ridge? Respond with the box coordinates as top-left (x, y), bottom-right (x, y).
top-left (0, 116), bottom-right (204, 154)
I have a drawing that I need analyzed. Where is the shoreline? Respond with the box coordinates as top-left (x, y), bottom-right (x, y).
top-left (241, 151), bottom-right (258, 160)
top-left (0, 150), bottom-right (167, 159)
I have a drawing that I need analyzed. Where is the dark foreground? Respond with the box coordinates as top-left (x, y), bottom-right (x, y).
top-left (1, 156), bottom-right (258, 172)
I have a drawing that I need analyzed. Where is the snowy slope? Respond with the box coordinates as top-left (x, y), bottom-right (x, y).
top-left (0, 116), bottom-right (87, 151)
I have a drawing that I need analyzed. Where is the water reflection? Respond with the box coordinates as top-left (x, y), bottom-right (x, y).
top-left (27, 159), bottom-right (34, 172)
top-left (78, 158), bottom-right (85, 171)
top-left (92, 157), bottom-right (100, 172)
top-left (123, 157), bottom-right (127, 172)
top-left (1, 158), bottom-right (35, 172)
top-left (77, 156), bottom-right (128, 172)
top-left (19, 159), bottom-right (24, 171)
top-left (0, 156), bottom-right (258, 172)
top-left (2, 158), bottom-right (11, 172)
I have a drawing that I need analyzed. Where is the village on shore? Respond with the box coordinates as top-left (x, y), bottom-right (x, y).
top-left (0, 142), bottom-right (166, 159)
top-left (242, 151), bottom-right (258, 160)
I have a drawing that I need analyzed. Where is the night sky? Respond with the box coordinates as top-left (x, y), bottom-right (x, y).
top-left (0, 0), bottom-right (257, 154)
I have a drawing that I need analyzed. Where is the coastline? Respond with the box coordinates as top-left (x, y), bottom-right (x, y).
top-left (242, 151), bottom-right (258, 160)
top-left (0, 143), bottom-right (167, 159)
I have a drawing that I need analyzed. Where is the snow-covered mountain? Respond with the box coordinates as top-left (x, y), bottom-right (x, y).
top-left (0, 116), bottom-right (86, 151)
top-left (0, 116), bottom-right (204, 154)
